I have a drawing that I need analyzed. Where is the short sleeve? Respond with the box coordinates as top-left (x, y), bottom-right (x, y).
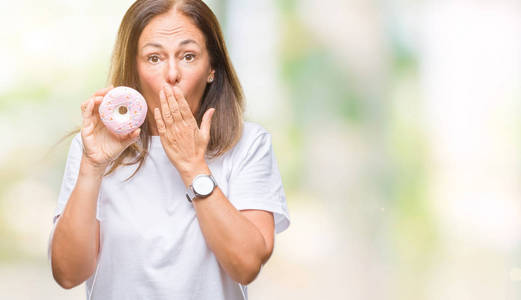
top-left (228, 132), bottom-right (290, 234)
top-left (52, 133), bottom-right (102, 224)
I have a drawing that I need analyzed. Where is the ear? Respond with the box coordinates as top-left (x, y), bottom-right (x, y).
top-left (207, 70), bottom-right (215, 83)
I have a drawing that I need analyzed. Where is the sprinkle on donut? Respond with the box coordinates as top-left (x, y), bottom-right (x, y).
top-left (98, 86), bottom-right (148, 135)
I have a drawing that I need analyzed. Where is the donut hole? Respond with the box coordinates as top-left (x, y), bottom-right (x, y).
top-left (118, 106), bottom-right (128, 115)
top-left (113, 104), bottom-right (131, 123)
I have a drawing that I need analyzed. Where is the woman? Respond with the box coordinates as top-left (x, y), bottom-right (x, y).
top-left (47, 0), bottom-right (290, 299)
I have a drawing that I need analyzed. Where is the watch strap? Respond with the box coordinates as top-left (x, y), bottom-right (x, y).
top-left (186, 186), bottom-right (196, 203)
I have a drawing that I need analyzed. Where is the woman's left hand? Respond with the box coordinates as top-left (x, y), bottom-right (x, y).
top-left (154, 85), bottom-right (215, 181)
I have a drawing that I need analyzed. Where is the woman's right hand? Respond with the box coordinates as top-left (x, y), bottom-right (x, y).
top-left (80, 85), bottom-right (141, 168)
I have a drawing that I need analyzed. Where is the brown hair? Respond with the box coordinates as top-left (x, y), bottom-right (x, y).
top-left (55, 0), bottom-right (244, 181)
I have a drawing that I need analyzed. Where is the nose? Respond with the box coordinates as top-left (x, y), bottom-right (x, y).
top-left (165, 58), bottom-right (180, 86)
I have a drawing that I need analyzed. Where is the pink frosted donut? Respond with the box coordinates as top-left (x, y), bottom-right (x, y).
top-left (99, 86), bottom-right (148, 135)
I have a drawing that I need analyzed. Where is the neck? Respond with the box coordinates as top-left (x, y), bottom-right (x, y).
top-left (146, 118), bottom-right (160, 136)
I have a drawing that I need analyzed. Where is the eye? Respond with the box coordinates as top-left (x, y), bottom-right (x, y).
top-left (147, 55), bottom-right (160, 64)
top-left (184, 54), bottom-right (196, 62)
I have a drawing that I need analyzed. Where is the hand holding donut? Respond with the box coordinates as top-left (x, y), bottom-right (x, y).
top-left (80, 85), bottom-right (142, 169)
top-left (153, 85), bottom-right (215, 177)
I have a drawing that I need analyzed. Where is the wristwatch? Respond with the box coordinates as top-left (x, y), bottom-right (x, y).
top-left (186, 174), bottom-right (217, 203)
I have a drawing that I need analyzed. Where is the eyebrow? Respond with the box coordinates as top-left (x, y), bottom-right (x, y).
top-left (141, 39), bottom-right (200, 50)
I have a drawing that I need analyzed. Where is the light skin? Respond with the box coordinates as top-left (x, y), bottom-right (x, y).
top-left (132, 8), bottom-right (275, 284)
top-left (64, 9), bottom-right (274, 288)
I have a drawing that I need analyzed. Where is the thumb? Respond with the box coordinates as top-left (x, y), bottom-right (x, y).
top-left (131, 128), bottom-right (141, 142)
top-left (200, 108), bottom-right (216, 141)
top-left (123, 128), bottom-right (141, 146)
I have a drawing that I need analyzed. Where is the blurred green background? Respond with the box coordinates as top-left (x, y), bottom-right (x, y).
top-left (1, 0), bottom-right (521, 299)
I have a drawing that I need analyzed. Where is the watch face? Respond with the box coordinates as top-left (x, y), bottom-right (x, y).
top-left (193, 175), bottom-right (214, 196)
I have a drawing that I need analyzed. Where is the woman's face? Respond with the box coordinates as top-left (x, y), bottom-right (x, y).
top-left (136, 8), bottom-right (214, 124)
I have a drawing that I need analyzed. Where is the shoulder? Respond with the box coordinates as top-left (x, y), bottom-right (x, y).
top-left (224, 121), bottom-right (272, 163)
top-left (234, 121), bottom-right (271, 152)
top-left (72, 132), bottom-right (83, 145)
top-left (242, 121), bottom-right (270, 138)
top-left (68, 132), bottom-right (84, 154)
top-left (66, 132), bottom-right (83, 155)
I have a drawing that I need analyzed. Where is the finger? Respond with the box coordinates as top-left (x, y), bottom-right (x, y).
top-left (132, 128), bottom-right (141, 139)
top-left (164, 85), bottom-right (183, 123)
top-left (92, 96), bottom-right (103, 112)
top-left (83, 96), bottom-right (104, 134)
top-left (154, 108), bottom-right (167, 136)
top-left (81, 101), bottom-right (87, 113)
top-left (81, 98), bottom-right (96, 134)
top-left (93, 95), bottom-right (104, 104)
top-left (81, 101), bottom-right (90, 128)
top-left (81, 96), bottom-right (91, 111)
top-left (173, 86), bottom-right (196, 126)
top-left (82, 122), bottom-right (95, 137)
top-left (93, 84), bottom-right (114, 97)
top-left (200, 108), bottom-right (216, 141)
top-left (84, 95), bottom-right (102, 114)
top-left (82, 97), bottom-right (95, 120)
top-left (159, 88), bottom-right (174, 126)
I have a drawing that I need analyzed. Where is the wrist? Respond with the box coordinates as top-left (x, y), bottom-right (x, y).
top-left (179, 160), bottom-right (211, 187)
top-left (80, 155), bottom-right (108, 178)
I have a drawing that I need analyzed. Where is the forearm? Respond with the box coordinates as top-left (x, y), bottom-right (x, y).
top-left (194, 188), bottom-right (267, 284)
top-left (51, 155), bottom-right (104, 289)
top-left (180, 166), bottom-right (268, 285)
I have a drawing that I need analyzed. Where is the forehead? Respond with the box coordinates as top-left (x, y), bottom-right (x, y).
top-left (138, 8), bottom-right (206, 50)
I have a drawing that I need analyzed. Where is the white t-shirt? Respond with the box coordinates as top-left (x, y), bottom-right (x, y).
top-left (47, 121), bottom-right (291, 300)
